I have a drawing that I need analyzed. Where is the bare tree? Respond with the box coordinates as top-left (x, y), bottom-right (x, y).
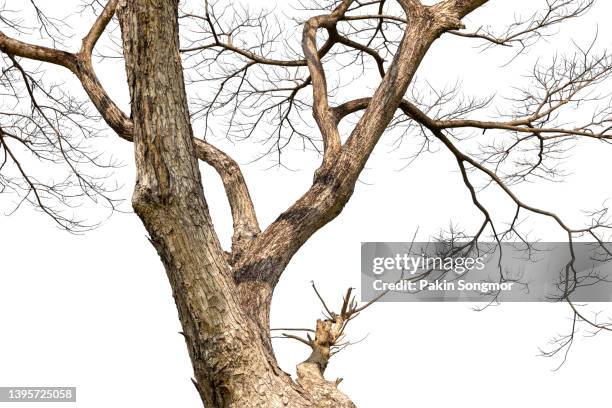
top-left (1, 0), bottom-right (611, 406)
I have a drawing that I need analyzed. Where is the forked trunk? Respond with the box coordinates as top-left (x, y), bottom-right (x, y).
top-left (114, 0), bottom-right (465, 406)
top-left (116, 1), bottom-right (355, 407)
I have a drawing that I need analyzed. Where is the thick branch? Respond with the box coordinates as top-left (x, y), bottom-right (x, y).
top-left (434, 0), bottom-right (489, 18)
top-left (0, 31), bottom-right (77, 70)
top-left (233, 0), bottom-right (476, 332)
top-left (193, 139), bottom-right (260, 258)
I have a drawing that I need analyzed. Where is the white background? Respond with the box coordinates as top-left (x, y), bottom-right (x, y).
top-left (1, 0), bottom-right (612, 407)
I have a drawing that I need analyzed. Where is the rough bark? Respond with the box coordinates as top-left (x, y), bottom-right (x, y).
top-left (115, 1), bottom-right (315, 407)
top-left (6, 0), bottom-right (609, 403)
top-left (1, 0), bottom-right (491, 406)
top-left (232, 0), bottom-right (473, 341)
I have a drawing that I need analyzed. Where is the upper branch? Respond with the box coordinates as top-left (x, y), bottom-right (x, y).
top-left (433, 0), bottom-right (489, 18)
top-left (1, 0), bottom-right (259, 248)
top-left (80, 0), bottom-right (119, 57)
top-left (448, 0), bottom-right (594, 57)
top-left (233, 0), bottom-right (478, 295)
top-left (302, 1), bottom-right (355, 162)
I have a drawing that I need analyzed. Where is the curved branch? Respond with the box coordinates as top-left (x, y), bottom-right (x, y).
top-left (0, 1), bottom-right (259, 255)
top-left (232, 0), bottom-right (477, 331)
top-left (80, 0), bottom-right (119, 57)
top-left (0, 31), bottom-right (77, 70)
top-left (301, 1), bottom-right (357, 164)
top-left (193, 139), bottom-right (260, 259)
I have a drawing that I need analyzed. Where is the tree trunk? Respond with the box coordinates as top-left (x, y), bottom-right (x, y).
top-left (114, 0), bottom-right (471, 406)
top-left (8, 0), bottom-right (576, 405)
top-left (115, 1), bottom-right (358, 406)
